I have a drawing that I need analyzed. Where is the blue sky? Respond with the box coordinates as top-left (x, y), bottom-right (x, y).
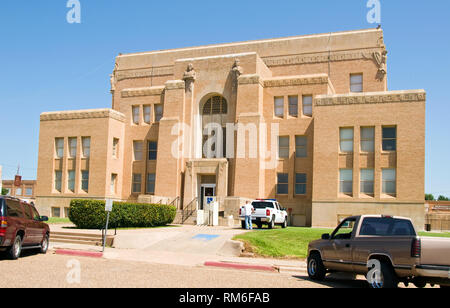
top-left (0, 0), bottom-right (449, 197)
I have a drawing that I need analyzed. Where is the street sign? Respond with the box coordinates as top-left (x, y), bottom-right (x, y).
top-left (105, 199), bottom-right (113, 212)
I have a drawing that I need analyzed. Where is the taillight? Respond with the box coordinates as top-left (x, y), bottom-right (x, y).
top-left (239, 208), bottom-right (241, 216)
top-left (411, 238), bottom-right (421, 258)
top-left (266, 209), bottom-right (270, 217)
top-left (0, 217), bottom-right (7, 236)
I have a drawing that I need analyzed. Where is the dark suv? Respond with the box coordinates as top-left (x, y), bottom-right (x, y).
top-left (0, 196), bottom-right (50, 259)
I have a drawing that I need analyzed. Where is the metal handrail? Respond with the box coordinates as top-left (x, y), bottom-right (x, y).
top-left (182, 197), bottom-right (197, 224)
top-left (168, 196), bottom-right (180, 209)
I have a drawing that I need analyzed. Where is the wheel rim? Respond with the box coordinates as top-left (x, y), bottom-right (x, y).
top-left (308, 259), bottom-right (317, 276)
top-left (42, 236), bottom-right (48, 251)
top-left (370, 271), bottom-right (384, 288)
top-left (14, 238), bottom-right (21, 257)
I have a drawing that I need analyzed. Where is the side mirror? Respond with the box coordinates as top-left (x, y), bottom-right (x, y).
top-left (40, 216), bottom-right (49, 222)
top-left (321, 233), bottom-right (330, 240)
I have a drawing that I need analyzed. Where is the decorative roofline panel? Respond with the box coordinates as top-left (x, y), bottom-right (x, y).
top-left (315, 90), bottom-right (426, 106)
top-left (40, 109), bottom-right (126, 123)
top-left (121, 86), bottom-right (165, 98)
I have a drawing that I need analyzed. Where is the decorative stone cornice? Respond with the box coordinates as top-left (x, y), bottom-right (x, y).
top-left (315, 90), bottom-right (426, 107)
top-left (165, 80), bottom-right (185, 90)
top-left (40, 109), bottom-right (126, 122)
top-left (238, 74), bottom-right (263, 86)
top-left (264, 74), bottom-right (329, 88)
top-left (121, 86), bottom-right (165, 98)
top-left (262, 48), bottom-right (383, 67)
top-left (116, 66), bottom-right (173, 81)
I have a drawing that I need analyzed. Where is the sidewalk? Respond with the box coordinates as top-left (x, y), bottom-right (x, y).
top-left (49, 224), bottom-right (307, 275)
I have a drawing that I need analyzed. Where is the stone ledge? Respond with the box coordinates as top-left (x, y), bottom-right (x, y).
top-left (165, 80), bottom-right (185, 90)
top-left (315, 90), bottom-right (426, 106)
top-left (264, 74), bottom-right (329, 88)
top-left (121, 86), bottom-right (165, 98)
top-left (40, 108), bottom-right (126, 122)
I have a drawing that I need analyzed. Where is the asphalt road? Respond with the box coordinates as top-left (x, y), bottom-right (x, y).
top-left (0, 250), bottom-right (432, 288)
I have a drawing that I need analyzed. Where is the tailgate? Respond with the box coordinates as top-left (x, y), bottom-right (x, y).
top-left (420, 237), bottom-right (450, 266)
top-left (253, 209), bottom-right (267, 218)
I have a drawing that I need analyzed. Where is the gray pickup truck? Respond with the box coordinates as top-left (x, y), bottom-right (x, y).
top-left (307, 215), bottom-right (450, 288)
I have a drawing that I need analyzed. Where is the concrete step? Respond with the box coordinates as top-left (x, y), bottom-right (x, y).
top-left (51, 231), bottom-right (103, 239)
top-left (50, 238), bottom-right (103, 246)
top-left (50, 231), bottom-right (114, 247)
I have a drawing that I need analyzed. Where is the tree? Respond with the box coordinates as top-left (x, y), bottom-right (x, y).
top-left (437, 195), bottom-right (450, 201)
top-left (1, 188), bottom-right (8, 196)
top-left (425, 194), bottom-right (435, 201)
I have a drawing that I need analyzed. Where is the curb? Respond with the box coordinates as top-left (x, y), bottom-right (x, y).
top-left (54, 249), bottom-right (103, 258)
top-left (204, 261), bottom-right (279, 272)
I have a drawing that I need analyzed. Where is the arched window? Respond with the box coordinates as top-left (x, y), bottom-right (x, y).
top-left (202, 96), bottom-right (228, 115)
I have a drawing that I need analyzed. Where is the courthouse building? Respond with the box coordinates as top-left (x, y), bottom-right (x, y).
top-left (36, 28), bottom-right (426, 228)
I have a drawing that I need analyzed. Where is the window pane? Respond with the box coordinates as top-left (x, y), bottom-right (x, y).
top-left (81, 171), bottom-right (89, 192)
top-left (69, 138), bottom-right (77, 158)
top-left (350, 74), bottom-right (363, 92)
top-left (143, 105), bottom-right (151, 123)
top-left (382, 169), bottom-right (396, 181)
top-left (274, 97), bottom-right (284, 117)
top-left (340, 169), bottom-right (353, 181)
top-left (340, 128), bottom-right (354, 152)
top-left (361, 169), bottom-right (374, 181)
top-left (155, 105), bottom-right (163, 122)
top-left (288, 96), bottom-right (298, 116)
top-left (132, 106), bottom-right (140, 124)
top-left (296, 136), bottom-right (307, 158)
top-left (340, 141), bottom-right (353, 152)
top-left (382, 140), bottom-right (396, 151)
top-left (296, 173), bottom-right (307, 183)
top-left (68, 170), bottom-right (75, 192)
top-left (361, 127), bottom-right (375, 139)
top-left (278, 136), bottom-right (289, 158)
top-left (340, 128), bottom-right (354, 140)
top-left (147, 173), bottom-right (155, 194)
top-left (383, 127), bottom-right (397, 139)
top-left (55, 171), bottom-right (62, 192)
top-left (55, 138), bottom-right (64, 158)
top-left (133, 141), bottom-right (143, 161)
top-left (278, 173), bottom-right (288, 184)
top-left (295, 184), bottom-right (306, 195)
top-left (302, 96), bottom-right (313, 116)
top-left (361, 140), bottom-right (374, 152)
top-left (82, 137), bottom-right (90, 157)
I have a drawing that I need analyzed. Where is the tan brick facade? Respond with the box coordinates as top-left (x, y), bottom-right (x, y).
top-left (35, 29), bottom-right (426, 229)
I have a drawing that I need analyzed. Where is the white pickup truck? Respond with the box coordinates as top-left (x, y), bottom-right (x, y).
top-left (239, 199), bottom-right (288, 229)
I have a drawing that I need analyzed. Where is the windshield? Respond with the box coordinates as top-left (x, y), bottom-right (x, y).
top-left (0, 199), bottom-right (4, 216)
top-left (251, 202), bottom-right (274, 209)
top-left (359, 217), bottom-right (416, 236)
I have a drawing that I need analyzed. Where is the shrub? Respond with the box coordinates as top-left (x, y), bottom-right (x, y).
top-left (68, 199), bottom-right (176, 229)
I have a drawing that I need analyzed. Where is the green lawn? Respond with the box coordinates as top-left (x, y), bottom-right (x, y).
top-left (234, 227), bottom-right (450, 259)
top-left (47, 217), bottom-right (71, 224)
top-left (233, 227), bottom-right (332, 259)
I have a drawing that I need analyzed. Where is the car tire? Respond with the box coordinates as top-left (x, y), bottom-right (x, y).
top-left (8, 235), bottom-right (23, 260)
top-left (268, 216), bottom-right (275, 229)
top-left (368, 261), bottom-right (398, 289)
top-left (413, 278), bottom-right (427, 289)
top-left (282, 217), bottom-right (288, 228)
top-left (40, 234), bottom-right (49, 254)
top-left (307, 253), bottom-right (326, 281)
top-left (440, 285), bottom-right (450, 289)
top-left (241, 221), bottom-right (246, 229)
top-left (256, 223), bottom-right (262, 229)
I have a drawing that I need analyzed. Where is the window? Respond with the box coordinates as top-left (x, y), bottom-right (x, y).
top-left (359, 217), bottom-right (415, 236)
top-left (382, 169), bottom-right (396, 196)
top-left (133, 141), bottom-right (143, 161)
top-left (147, 173), bottom-right (156, 194)
top-left (295, 173), bottom-right (307, 195)
top-left (68, 170), bottom-right (75, 192)
top-left (340, 169), bottom-right (353, 195)
top-left (113, 138), bottom-right (119, 158)
top-left (68, 137), bottom-right (77, 158)
top-left (64, 207), bottom-right (70, 218)
top-left (132, 174), bottom-right (142, 193)
top-left (5, 200), bottom-right (22, 217)
top-left (203, 96), bottom-right (228, 115)
top-left (132, 106), bottom-right (140, 124)
top-left (332, 218), bottom-right (357, 240)
top-left (340, 128), bottom-right (354, 152)
top-left (274, 97), bottom-right (284, 118)
top-left (382, 126), bottom-right (397, 151)
top-left (51, 207), bottom-right (61, 218)
top-left (110, 174), bottom-right (117, 194)
top-left (16, 188), bottom-right (22, 196)
top-left (31, 206), bottom-right (40, 221)
top-left (148, 141), bottom-right (157, 160)
top-left (277, 173), bottom-right (289, 195)
top-left (55, 171), bottom-right (62, 192)
top-left (82, 137), bottom-right (90, 158)
top-left (81, 171), bottom-right (89, 192)
top-left (288, 96), bottom-right (298, 117)
top-left (25, 187), bottom-right (33, 196)
top-left (350, 74), bottom-right (363, 92)
top-left (143, 105), bottom-right (151, 124)
top-left (360, 169), bottom-right (374, 195)
top-left (155, 104), bottom-right (163, 122)
top-left (278, 136), bottom-right (289, 158)
top-left (55, 138), bottom-right (64, 158)
top-left (361, 127), bottom-right (375, 152)
top-left (295, 136), bottom-right (307, 158)
top-left (23, 205), bottom-right (33, 220)
top-left (302, 95), bottom-right (313, 117)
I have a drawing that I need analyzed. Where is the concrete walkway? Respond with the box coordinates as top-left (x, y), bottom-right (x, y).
top-left (49, 224), bottom-right (307, 274)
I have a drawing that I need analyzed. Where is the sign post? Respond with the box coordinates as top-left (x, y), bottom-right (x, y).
top-left (103, 199), bottom-right (113, 252)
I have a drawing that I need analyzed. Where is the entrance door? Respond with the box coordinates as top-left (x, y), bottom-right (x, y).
top-left (200, 184), bottom-right (216, 210)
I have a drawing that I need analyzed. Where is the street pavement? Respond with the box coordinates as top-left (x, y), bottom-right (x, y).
top-left (0, 250), bottom-right (371, 288)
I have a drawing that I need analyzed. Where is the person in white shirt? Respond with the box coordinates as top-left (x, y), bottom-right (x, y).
top-left (243, 201), bottom-right (255, 230)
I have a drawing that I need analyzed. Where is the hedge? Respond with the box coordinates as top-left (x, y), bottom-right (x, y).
top-left (68, 199), bottom-right (177, 229)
